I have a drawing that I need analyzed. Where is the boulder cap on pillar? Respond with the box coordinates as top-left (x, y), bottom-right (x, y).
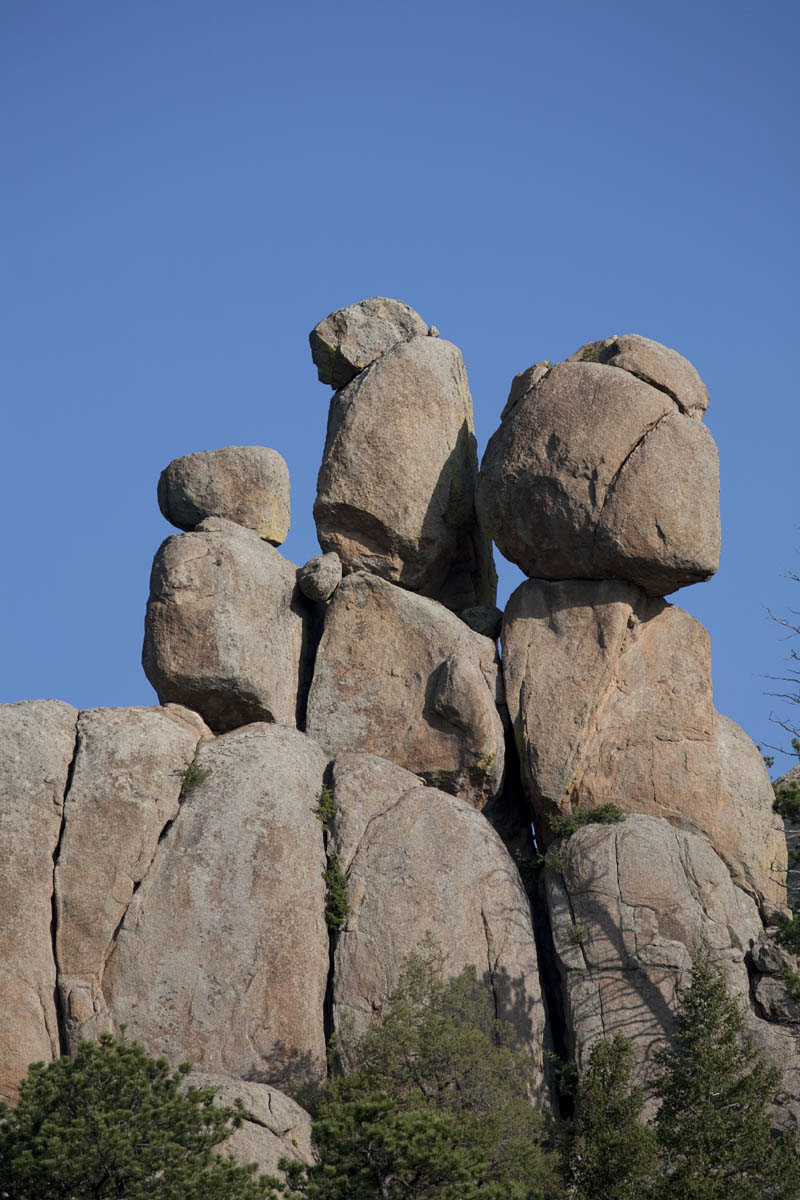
top-left (477, 335), bottom-right (720, 596)
top-left (157, 445), bottom-right (290, 546)
top-left (310, 296), bottom-right (430, 388)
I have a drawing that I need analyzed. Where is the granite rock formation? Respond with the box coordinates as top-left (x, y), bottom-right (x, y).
top-left (310, 296), bottom-right (430, 389)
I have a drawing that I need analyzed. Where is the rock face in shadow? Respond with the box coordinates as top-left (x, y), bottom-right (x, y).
top-left (306, 572), bottom-right (506, 810)
top-left (544, 815), bottom-right (800, 1128)
top-left (314, 333), bottom-right (496, 611)
top-left (101, 725), bottom-right (330, 1088)
top-left (477, 346), bottom-right (720, 596)
top-left (142, 517), bottom-right (311, 733)
top-left (310, 296), bottom-right (429, 389)
top-left (328, 752), bottom-right (547, 1097)
top-left (55, 705), bottom-right (211, 1051)
top-left (0, 700), bottom-right (77, 1102)
top-left (191, 1074), bottom-right (314, 1179)
top-left (158, 446), bottom-right (291, 545)
top-left (502, 578), bottom-right (786, 908)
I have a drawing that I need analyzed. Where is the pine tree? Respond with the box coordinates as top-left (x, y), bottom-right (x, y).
top-left (279, 935), bottom-right (561, 1199)
top-left (653, 954), bottom-right (799, 1200)
top-left (0, 1033), bottom-right (278, 1199)
top-left (563, 1034), bottom-right (657, 1200)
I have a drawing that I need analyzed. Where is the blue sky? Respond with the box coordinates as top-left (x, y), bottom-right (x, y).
top-left (2, 0), bottom-right (798, 766)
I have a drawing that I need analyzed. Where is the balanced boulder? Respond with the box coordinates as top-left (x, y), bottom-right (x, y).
top-left (142, 517), bottom-right (311, 733)
top-left (191, 1074), bottom-right (314, 1179)
top-left (306, 572), bottom-right (506, 809)
top-left (297, 550), bottom-right (342, 603)
top-left (477, 341), bottom-right (720, 596)
top-left (502, 578), bottom-right (786, 908)
top-left (158, 445), bottom-right (290, 545)
top-left (328, 752), bottom-right (547, 1094)
top-left (101, 724), bottom-right (330, 1087)
top-left (314, 330), bottom-right (496, 611)
top-left (310, 296), bottom-right (429, 388)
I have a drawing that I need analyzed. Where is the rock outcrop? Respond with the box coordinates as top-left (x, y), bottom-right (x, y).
top-left (477, 341), bottom-right (720, 596)
top-left (545, 815), bottom-right (800, 1127)
top-left (328, 752), bottom-right (547, 1095)
top-left (55, 704), bottom-right (211, 1050)
top-left (101, 724), bottom-right (330, 1087)
top-left (306, 571), bottom-right (506, 809)
top-left (312, 310), bottom-right (496, 611)
top-left (142, 517), bottom-right (312, 733)
top-left (502, 578), bottom-right (786, 908)
top-left (158, 445), bottom-right (291, 545)
top-left (192, 1074), bottom-right (314, 1179)
top-left (0, 700), bottom-right (77, 1102)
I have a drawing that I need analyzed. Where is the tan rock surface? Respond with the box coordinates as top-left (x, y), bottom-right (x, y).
top-left (191, 1073), bottom-right (314, 1178)
top-left (568, 333), bottom-right (709, 416)
top-left (55, 705), bottom-right (211, 1051)
top-left (0, 700), bottom-right (77, 1101)
top-left (329, 753), bottom-right (546, 1093)
top-left (143, 517), bottom-right (311, 732)
top-left (157, 446), bottom-right (291, 545)
top-left (314, 335), bottom-right (496, 611)
top-left (502, 578), bottom-right (786, 907)
top-left (102, 724), bottom-right (329, 1087)
top-left (477, 357), bottom-right (720, 595)
top-left (306, 572), bottom-right (506, 809)
top-left (545, 815), bottom-right (800, 1126)
top-left (310, 296), bottom-right (429, 389)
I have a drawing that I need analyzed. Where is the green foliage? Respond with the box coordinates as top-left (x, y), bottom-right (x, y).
top-left (549, 804), bottom-right (627, 839)
top-left (180, 760), bottom-right (212, 792)
top-left (277, 936), bottom-right (561, 1199)
top-left (0, 1033), bottom-right (276, 1199)
top-left (323, 852), bottom-right (349, 932)
top-left (578, 345), bottom-right (602, 363)
top-left (652, 955), bottom-right (800, 1200)
top-left (513, 848), bottom-right (547, 891)
top-left (563, 1035), bottom-right (657, 1200)
top-left (314, 785), bottom-right (336, 831)
top-left (773, 744), bottom-right (800, 821)
top-left (773, 912), bottom-right (800, 954)
top-left (780, 967), bottom-right (800, 1006)
top-left (568, 925), bottom-right (586, 946)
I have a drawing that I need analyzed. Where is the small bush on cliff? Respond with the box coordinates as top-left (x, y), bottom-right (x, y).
top-left (652, 954), bottom-right (799, 1200)
top-left (277, 936), bottom-right (560, 1199)
top-left (549, 803), bottom-right (626, 839)
top-left (0, 1033), bottom-right (275, 1199)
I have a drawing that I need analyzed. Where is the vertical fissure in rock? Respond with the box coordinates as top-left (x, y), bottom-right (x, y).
top-left (320, 761), bottom-right (337, 1051)
top-left (532, 875), bottom-right (572, 1117)
top-left (296, 593), bottom-right (326, 732)
top-left (50, 721), bottom-right (80, 1058)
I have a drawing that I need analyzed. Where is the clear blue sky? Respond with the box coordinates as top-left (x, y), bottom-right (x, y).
top-left (2, 1), bottom-right (798, 765)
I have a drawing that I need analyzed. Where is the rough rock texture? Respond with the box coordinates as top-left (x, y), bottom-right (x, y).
top-left (143, 517), bottom-right (311, 733)
top-left (0, 701), bottom-right (77, 1102)
top-left (545, 815), bottom-right (800, 1127)
top-left (329, 753), bottom-right (546, 1094)
top-left (775, 764), bottom-right (800, 911)
top-left (477, 355), bottom-right (720, 595)
top-left (314, 334), bottom-right (497, 611)
top-left (458, 604), bottom-right (503, 640)
top-left (503, 578), bottom-right (786, 908)
top-left (191, 1074), bottom-right (314, 1178)
top-left (55, 705), bottom-right (211, 1051)
top-left (297, 551), bottom-right (342, 603)
top-left (306, 572), bottom-right (506, 809)
top-left (567, 334), bottom-right (709, 416)
top-left (157, 446), bottom-right (291, 545)
top-left (102, 725), bottom-right (329, 1087)
top-left (310, 296), bottom-right (429, 389)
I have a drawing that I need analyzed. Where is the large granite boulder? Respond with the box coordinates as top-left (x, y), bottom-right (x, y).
top-left (158, 446), bottom-right (291, 546)
top-left (314, 332), bottom-right (496, 612)
top-left (328, 753), bottom-right (546, 1095)
top-left (545, 815), bottom-right (800, 1128)
top-left (310, 296), bottom-right (429, 389)
top-left (477, 344), bottom-right (720, 596)
top-left (101, 724), bottom-right (330, 1088)
top-left (142, 517), bottom-right (312, 733)
top-left (0, 700), bottom-right (77, 1101)
top-left (566, 333), bottom-right (709, 416)
top-left (191, 1074), bottom-right (314, 1179)
top-left (502, 578), bottom-right (786, 908)
top-left (306, 572), bottom-right (506, 809)
top-left (54, 704), bottom-right (211, 1051)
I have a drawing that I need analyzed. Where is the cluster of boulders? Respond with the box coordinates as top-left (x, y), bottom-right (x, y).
top-left (1, 297), bottom-right (797, 1174)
